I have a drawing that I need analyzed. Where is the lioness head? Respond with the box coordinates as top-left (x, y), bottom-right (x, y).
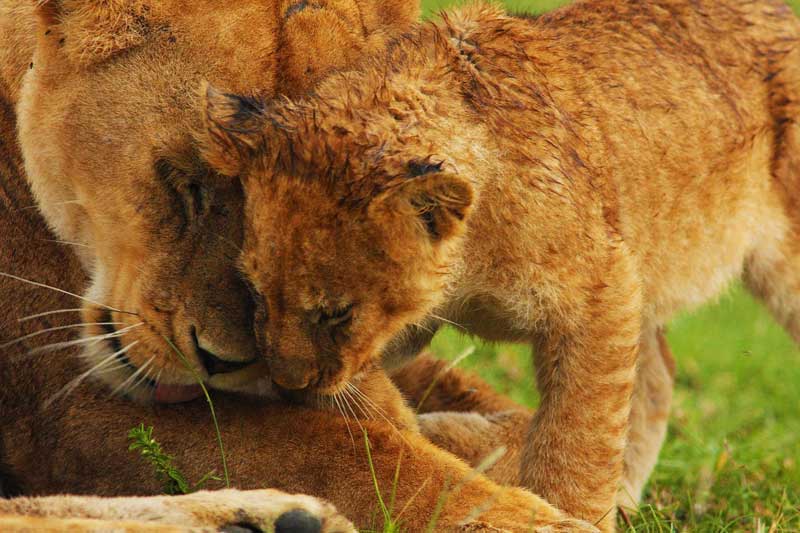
top-left (15, 0), bottom-right (417, 403)
top-left (199, 68), bottom-right (476, 394)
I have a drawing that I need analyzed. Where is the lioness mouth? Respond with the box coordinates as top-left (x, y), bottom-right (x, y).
top-left (97, 320), bottom-right (244, 404)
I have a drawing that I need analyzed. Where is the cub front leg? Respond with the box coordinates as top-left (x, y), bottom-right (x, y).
top-left (522, 240), bottom-right (642, 532)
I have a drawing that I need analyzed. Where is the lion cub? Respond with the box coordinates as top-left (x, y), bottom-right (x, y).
top-left (199, 0), bottom-right (800, 529)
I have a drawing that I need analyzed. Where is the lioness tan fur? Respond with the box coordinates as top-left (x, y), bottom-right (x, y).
top-left (0, 489), bottom-right (355, 532)
top-left (201, 0), bottom-right (800, 529)
top-left (0, 1), bottom-right (593, 531)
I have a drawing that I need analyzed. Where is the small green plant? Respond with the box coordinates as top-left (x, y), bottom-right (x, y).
top-left (162, 335), bottom-right (230, 488)
top-left (128, 424), bottom-right (220, 495)
top-left (363, 429), bottom-right (404, 533)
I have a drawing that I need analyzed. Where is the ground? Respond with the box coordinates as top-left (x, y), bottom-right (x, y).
top-left (424, 1), bottom-right (800, 531)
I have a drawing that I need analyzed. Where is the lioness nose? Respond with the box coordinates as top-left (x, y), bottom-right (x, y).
top-left (192, 328), bottom-right (255, 376)
top-left (269, 357), bottom-right (319, 390)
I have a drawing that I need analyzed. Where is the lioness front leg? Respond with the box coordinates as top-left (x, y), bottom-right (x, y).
top-left (522, 242), bottom-right (642, 532)
top-left (0, 489), bottom-right (354, 532)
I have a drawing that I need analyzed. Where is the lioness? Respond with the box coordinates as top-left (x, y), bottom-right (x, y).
top-left (200, 0), bottom-right (800, 529)
top-left (0, 1), bottom-right (590, 530)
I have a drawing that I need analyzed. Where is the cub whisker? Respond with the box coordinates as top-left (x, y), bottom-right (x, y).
top-left (332, 392), bottom-right (356, 451)
top-left (341, 389), bottom-right (366, 436)
top-left (428, 313), bottom-right (467, 332)
top-left (347, 382), bottom-right (407, 442)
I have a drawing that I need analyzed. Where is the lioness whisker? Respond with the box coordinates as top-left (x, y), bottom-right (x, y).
top-left (95, 361), bottom-right (133, 376)
top-left (0, 322), bottom-right (127, 349)
top-left (18, 308), bottom-right (84, 323)
top-left (42, 239), bottom-right (89, 249)
top-left (128, 360), bottom-right (158, 395)
top-left (111, 355), bottom-right (154, 397)
top-left (13, 199), bottom-right (82, 212)
top-left (23, 322), bottom-right (144, 358)
top-left (45, 341), bottom-right (140, 407)
top-left (0, 272), bottom-right (138, 316)
top-left (211, 232), bottom-right (244, 255)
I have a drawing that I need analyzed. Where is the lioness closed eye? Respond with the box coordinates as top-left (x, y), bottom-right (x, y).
top-left (199, 0), bottom-right (800, 529)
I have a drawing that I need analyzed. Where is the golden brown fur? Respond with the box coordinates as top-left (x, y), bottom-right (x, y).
top-left (203, 0), bottom-right (800, 529)
top-left (0, 1), bottom-right (595, 530)
top-left (0, 489), bottom-right (355, 532)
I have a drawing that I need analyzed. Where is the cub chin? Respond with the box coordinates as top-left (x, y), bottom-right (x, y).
top-left (196, 0), bottom-right (800, 530)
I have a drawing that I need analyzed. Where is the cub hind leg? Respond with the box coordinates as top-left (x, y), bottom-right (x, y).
top-left (619, 327), bottom-right (675, 508)
top-left (744, 232), bottom-right (800, 342)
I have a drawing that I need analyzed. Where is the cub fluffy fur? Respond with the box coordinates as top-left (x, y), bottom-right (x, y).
top-left (202, 0), bottom-right (800, 529)
top-left (0, 1), bottom-right (592, 530)
top-left (0, 490), bottom-right (355, 532)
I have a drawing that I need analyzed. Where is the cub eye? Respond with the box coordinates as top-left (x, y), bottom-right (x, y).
top-left (155, 158), bottom-right (211, 222)
top-left (313, 304), bottom-right (354, 329)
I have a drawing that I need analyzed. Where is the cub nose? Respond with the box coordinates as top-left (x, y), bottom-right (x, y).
top-left (269, 357), bottom-right (319, 391)
top-left (192, 328), bottom-right (255, 376)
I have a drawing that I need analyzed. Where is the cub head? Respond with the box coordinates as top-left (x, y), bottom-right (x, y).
top-left (200, 84), bottom-right (474, 395)
top-left (14, 0), bottom-right (417, 403)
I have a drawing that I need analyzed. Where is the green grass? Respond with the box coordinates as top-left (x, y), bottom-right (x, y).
top-left (423, 1), bottom-right (800, 531)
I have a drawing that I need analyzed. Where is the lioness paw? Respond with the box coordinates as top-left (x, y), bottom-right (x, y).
top-left (0, 489), bottom-right (355, 533)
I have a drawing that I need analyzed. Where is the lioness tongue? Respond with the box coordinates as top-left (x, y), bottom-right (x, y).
top-left (154, 383), bottom-right (203, 404)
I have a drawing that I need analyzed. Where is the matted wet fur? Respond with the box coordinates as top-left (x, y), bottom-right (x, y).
top-left (200, 0), bottom-right (800, 529)
top-left (0, 1), bottom-right (594, 531)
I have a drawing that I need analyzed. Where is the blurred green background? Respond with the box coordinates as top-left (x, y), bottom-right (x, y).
top-left (422, 1), bottom-right (800, 531)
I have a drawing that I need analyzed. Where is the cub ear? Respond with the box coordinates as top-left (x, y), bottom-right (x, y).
top-left (378, 161), bottom-right (474, 242)
top-left (198, 82), bottom-right (266, 177)
top-left (34, 0), bottom-right (151, 66)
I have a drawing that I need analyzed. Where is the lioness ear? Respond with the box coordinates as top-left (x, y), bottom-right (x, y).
top-left (379, 161), bottom-right (474, 242)
top-left (34, 0), bottom-right (152, 66)
top-left (199, 82), bottom-right (266, 177)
